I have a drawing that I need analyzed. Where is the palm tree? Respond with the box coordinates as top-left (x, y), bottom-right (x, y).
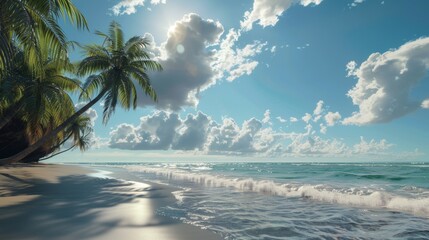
top-left (0, 21), bottom-right (162, 165)
top-left (0, 45), bottom-right (79, 131)
top-left (0, 0), bottom-right (87, 77)
top-left (0, 45), bottom-right (81, 162)
top-left (39, 116), bottom-right (94, 161)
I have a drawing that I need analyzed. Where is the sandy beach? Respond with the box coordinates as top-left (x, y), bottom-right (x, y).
top-left (0, 163), bottom-right (221, 240)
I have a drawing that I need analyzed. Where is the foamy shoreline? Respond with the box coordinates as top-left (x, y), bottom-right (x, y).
top-left (0, 163), bottom-right (221, 240)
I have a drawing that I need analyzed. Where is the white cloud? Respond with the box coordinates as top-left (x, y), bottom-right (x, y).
top-left (422, 99), bottom-right (429, 109)
top-left (324, 111), bottom-right (342, 126)
top-left (313, 100), bottom-right (325, 115)
top-left (110, 111), bottom-right (181, 150)
top-left (346, 60), bottom-right (357, 77)
top-left (109, 110), bottom-right (281, 155)
top-left (302, 113), bottom-right (312, 123)
top-left (271, 46), bottom-right (277, 53)
top-left (289, 117), bottom-right (298, 122)
top-left (276, 116), bottom-right (287, 123)
top-left (107, 110), bottom-right (415, 159)
top-left (262, 109), bottom-right (271, 124)
top-left (138, 14), bottom-right (224, 110)
top-left (136, 13), bottom-right (268, 110)
top-left (344, 37), bottom-right (429, 125)
top-left (111, 0), bottom-right (166, 15)
top-left (300, 0), bottom-right (323, 6)
top-left (212, 29), bottom-right (267, 82)
top-left (240, 0), bottom-right (323, 31)
top-left (353, 136), bottom-right (393, 154)
top-left (320, 124), bottom-right (327, 134)
top-left (285, 134), bottom-right (347, 156)
top-left (349, 0), bottom-right (365, 8)
top-left (173, 112), bottom-right (212, 150)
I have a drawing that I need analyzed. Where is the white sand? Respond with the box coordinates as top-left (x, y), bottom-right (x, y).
top-left (0, 163), bottom-right (221, 240)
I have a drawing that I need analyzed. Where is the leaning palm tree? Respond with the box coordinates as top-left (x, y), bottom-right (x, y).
top-left (0, 0), bottom-right (87, 77)
top-left (0, 45), bottom-right (81, 162)
top-left (0, 45), bottom-right (79, 131)
top-left (0, 21), bottom-right (162, 165)
top-left (39, 116), bottom-right (94, 161)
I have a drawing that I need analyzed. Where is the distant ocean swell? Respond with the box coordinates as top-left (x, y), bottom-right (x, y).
top-left (124, 165), bottom-right (429, 217)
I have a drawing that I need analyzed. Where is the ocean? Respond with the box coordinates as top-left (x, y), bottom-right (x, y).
top-left (86, 162), bottom-right (429, 239)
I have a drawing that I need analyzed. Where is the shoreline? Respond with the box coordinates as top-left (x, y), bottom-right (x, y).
top-left (0, 163), bottom-right (221, 240)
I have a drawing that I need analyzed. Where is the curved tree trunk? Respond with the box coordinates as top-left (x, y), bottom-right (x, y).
top-left (39, 145), bottom-right (75, 161)
top-left (0, 88), bottom-right (107, 165)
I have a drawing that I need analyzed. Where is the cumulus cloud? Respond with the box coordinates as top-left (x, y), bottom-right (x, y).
top-left (421, 99), bottom-right (429, 109)
top-left (107, 110), bottom-right (415, 159)
top-left (240, 0), bottom-right (323, 31)
top-left (313, 100), bottom-right (325, 116)
top-left (111, 0), bottom-right (166, 15)
top-left (109, 110), bottom-right (281, 155)
top-left (285, 133), bottom-right (347, 156)
top-left (344, 37), bottom-right (429, 125)
top-left (302, 113), bottom-right (312, 123)
top-left (137, 13), bottom-right (268, 110)
top-left (346, 60), bottom-right (357, 77)
top-left (276, 116), bottom-right (287, 123)
top-left (173, 112), bottom-right (212, 150)
top-left (300, 0), bottom-right (323, 6)
top-left (262, 109), bottom-right (271, 124)
top-left (299, 100), bottom-right (342, 134)
top-left (353, 136), bottom-right (393, 154)
top-left (138, 14), bottom-right (224, 110)
top-left (324, 111), bottom-right (341, 126)
top-left (289, 117), bottom-right (298, 122)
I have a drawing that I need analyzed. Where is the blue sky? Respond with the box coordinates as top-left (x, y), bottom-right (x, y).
top-left (51, 0), bottom-right (429, 162)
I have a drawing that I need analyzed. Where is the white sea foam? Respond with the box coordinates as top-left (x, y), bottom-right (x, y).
top-left (124, 165), bottom-right (429, 217)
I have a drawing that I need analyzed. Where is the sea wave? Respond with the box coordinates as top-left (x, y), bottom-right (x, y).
top-left (124, 165), bottom-right (429, 217)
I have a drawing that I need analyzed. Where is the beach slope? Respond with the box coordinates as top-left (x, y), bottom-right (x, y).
top-left (0, 164), bottom-right (221, 240)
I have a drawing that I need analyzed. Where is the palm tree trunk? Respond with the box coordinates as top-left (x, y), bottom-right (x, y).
top-left (39, 144), bottom-right (75, 161)
top-left (0, 88), bottom-right (107, 165)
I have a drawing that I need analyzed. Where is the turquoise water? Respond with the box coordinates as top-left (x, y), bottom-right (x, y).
top-left (91, 162), bottom-right (429, 239)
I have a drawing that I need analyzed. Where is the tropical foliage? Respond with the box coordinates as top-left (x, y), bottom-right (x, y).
top-left (0, 2), bottom-right (161, 165)
top-left (0, 0), bottom-right (87, 77)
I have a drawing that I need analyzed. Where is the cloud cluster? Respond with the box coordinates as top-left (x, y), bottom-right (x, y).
top-left (344, 37), bottom-right (429, 125)
top-left (107, 108), bottom-right (403, 158)
top-left (299, 100), bottom-right (342, 134)
top-left (240, 0), bottom-right (323, 31)
top-left (353, 136), bottom-right (392, 154)
top-left (111, 0), bottom-right (166, 15)
top-left (134, 0), bottom-right (326, 111)
top-left (212, 29), bottom-right (267, 81)
top-left (109, 110), bottom-right (280, 155)
top-left (136, 13), bottom-right (270, 111)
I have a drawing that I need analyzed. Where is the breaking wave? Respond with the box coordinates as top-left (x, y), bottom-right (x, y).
top-left (124, 165), bottom-right (429, 217)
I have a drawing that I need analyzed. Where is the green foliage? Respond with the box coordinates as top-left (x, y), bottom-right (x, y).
top-left (0, 16), bottom-right (162, 164)
top-left (78, 21), bottom-right (162, 124)
top-left (0, 0), bottom-right (88, 77)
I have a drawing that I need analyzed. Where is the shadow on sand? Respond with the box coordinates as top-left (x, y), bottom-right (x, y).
top-left (0, 174), bottom-right (176, 239)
